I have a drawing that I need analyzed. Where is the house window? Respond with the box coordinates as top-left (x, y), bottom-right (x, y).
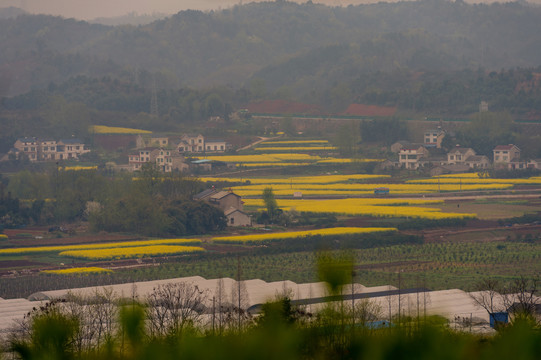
top-left (450, 155), bottom-right (454, 160)
top-left (221, 145), bottom-right (224, 150)
top-left (214, 146), bottom-right (217, 150)
top-left (24, 147), bottom-right (28, 151)
top-left (199, 139), bottom-right (202, 143)
top-left (230, 217), bottom-right (234, 225)
top-left (400, 155), bottom-right (406, 160)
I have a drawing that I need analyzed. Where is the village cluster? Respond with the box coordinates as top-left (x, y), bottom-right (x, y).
top-left (390, 127), bottom-right (541, 174)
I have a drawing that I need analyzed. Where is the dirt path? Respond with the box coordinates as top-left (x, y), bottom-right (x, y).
top-left (237, 134), bottom-right (283, 151)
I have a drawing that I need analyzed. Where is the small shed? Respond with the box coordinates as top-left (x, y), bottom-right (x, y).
top-left (489, 312), bottom-right (508, 328)
top-left (225, 207), bottom-right (252, 227)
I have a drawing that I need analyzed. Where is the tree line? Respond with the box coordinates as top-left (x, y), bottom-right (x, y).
top-left (0, 165), bottom-right (226, 236)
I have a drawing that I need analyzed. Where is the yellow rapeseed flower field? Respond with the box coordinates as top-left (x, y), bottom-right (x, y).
top-left (261, 140), bottom-right (329, 144)
top-left (42, 267), bottom-right (113, 275)
top-left (438, 173), bottom-right (483, 178)
top-left (90, 125), bottom-right (152, 134)
top-left (231, 183), bottom-right (513, 195)
top-left (408, 177), bottom-right (541, 185)
top-left (194, 154), bottom-right (322, 163)
top-left (59, 245), bottom-right (205, 260)
top-left (0, 238), bottom-right (201, 256)
top-left (254, 146), bottom-right (337, 151)
top-left (243, 198), bottom-right (473, 220)
top-left (213, 227), bottom-right (396, 244)
top-left (197, 174), bottom-right (390, 185)
top-left (316, 158), bottom-right (385, 163)
top-left (62, 166), bottom-right (98, 171)
top-left (0, 234), bottom-right (8, 240)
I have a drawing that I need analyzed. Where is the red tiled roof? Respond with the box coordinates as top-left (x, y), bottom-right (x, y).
top-left (494, 144), bottom-right (518, 150)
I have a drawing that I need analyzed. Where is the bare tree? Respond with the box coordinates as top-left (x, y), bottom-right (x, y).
top-left (469, 279), bottom-right (506, 316)
top-left (146, 282), bottom-right (208, 338)
top-left (502, 277), bottom-right (540, 322)
top-left (87, 288), bottom-right (118, 350)
top-left (351, 299), bottom-right (383, 328)
top-left (214, 277), bottom-right (229, 335)
top-left (230, 279), bottom-right (251, 332)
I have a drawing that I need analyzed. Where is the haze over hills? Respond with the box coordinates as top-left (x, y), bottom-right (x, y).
top-left (1, 0), bottom-right (541, 121)
top-left (2, 0), bottom-right (541, 21)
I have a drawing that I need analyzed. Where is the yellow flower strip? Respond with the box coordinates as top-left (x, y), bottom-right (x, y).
top-left (243, 198), bottom-right (443, 207)
top-left (408, 177), bottom-right (541, 184)
top-left (0, 234), bottom-right (8, 239)
top-left (236, 163), bottom-right (313, 167)
top-left (90, 125), bottom-right (152, 134)
top-left (261, 140), bottom-right (329, 144)
top-left (197, 174), bottom-right (390, 184)
top-left (238, 190), bottom-right (435, 196)
top-left (243, 198), bottom-right (473, 219)
top-left (231, 183), bottom-right (513, 193)
top-left (213, 227), bottom-right (396, 244)
top-left (62, 166), bottom-right (98, 171)
top-left (59, 245), bottom-right (205, 260)
top-left (438, 173), bottom-right (483, 178)
top-left (42, 267), bottom-right (113, 275)
top-left (0, 238), bottom-right (201, 256)
top-left (317, 158), bottom-right (385, 163)
top-left (254, 146), bottom-right (337, 151)
top-left (193, 154), bottom-right (322, 163)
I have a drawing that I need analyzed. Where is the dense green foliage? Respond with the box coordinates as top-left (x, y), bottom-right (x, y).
top-left (0, 166), bottom-right (226, 236)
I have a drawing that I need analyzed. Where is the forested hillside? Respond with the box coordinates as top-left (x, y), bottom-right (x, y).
top-left (2, 0), bottom-right (541, 97)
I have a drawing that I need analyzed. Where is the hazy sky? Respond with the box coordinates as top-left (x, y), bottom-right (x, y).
top-left (0, 0), bottom-right (245, 19)
top-left (0, 0), bottom-right (538, 20)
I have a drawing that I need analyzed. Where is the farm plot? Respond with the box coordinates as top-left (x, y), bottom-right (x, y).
top-left (244, 198), bottom-right (475, 220)
top-left (212, 227), bottom-right (397, 244)
top-left (59, 245), bottom-right (205, 260)
top-left (0, 238), bottom-right (202, 256)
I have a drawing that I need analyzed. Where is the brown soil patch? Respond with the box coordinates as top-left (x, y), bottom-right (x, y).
top-left (7, 235), bottom-right (139, 248)
top-left (0, 259), bottom-right (47, 269)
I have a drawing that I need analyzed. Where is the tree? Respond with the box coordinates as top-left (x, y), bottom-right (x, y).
top-left (262, 187), bottom-right (279, 223)
top-left (146, 282), bottom-right (208, 338)
top-left (334, 122), bottom-right (360, 157)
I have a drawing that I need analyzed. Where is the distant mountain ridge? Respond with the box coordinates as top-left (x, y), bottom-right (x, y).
top-left (1, 1), bottom-right (541, 97)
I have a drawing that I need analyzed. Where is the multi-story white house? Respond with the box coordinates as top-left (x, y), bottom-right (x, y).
top-left (447, 147), bottom-right (476, 165)
top-left (493, 144), bottom-right (520, 164)
top-left (398, 145), bottom-right (429, 169)
top-left (177, 134), bottom-right (205, 153)
top-left (423, 128), bottom-right (445, 148)
top-left (11, 138), bottom-right (89, 162)
top-left (128, 148), bottom-right (188, 173)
